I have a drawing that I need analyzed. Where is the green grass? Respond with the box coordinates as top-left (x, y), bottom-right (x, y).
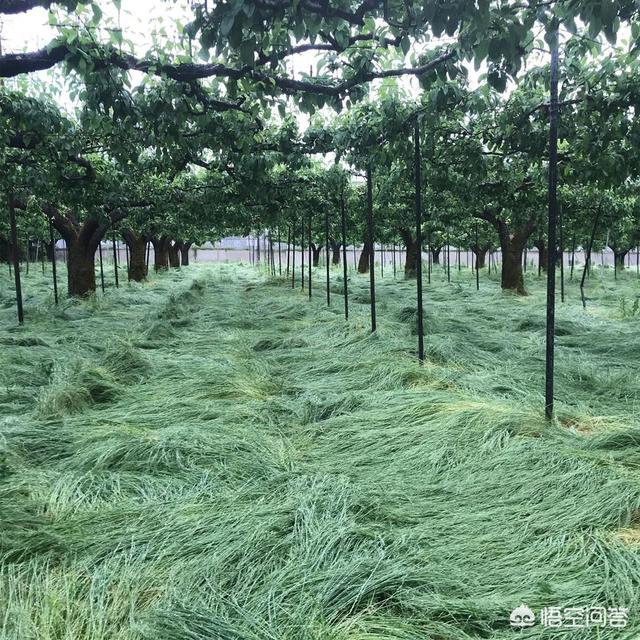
top-left (1, 258), bottom-right (640, 639)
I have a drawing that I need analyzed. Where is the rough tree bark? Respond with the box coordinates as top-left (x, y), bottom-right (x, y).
top-left (152, 236), bottom-right (170, 271)
top-left (357, 239), bottom-right (372, 273)
top-left (431, 246), bottom-right (442, 265)
top-left (310, 242), bottom-right (321, 267)
top-left (43, 203), bottom-right (127, 296)
top-left (329, 237), bottom-right (341, 264)
top-left (168, 241), bottom-right (181, 268)
top-left (43, 239), bottom-right (55, 261)
top-left (471, 243), bottom-right (490, 269)
top-left (400, 228), bottom-right (419, 279)
top-left (0, 236), bottom-right (12, 262)
top-left (180, 241), bottom-right (193, 266)
top-left (534, 237), bottom-right (548, 272)
top-left (609, 246), bottom-right (630, 270)
top-left (121, 229), bottom-right (148, 281)
top-left (476, 210), bottom-right (536, 295)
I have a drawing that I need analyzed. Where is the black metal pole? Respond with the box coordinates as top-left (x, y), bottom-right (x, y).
top-left (286, 225), bottom-right (291, 276)
top-left (325, 208), bottom-right (330, 306)
top-left (341, 191), bottom-right (349, 320)
top-left (446, 230), bottom-right (451, 283)
top-left (427, 232), bottom-right (432, 284)
top-left (291, 221), bottom-right (296, 288)
top-left (475, 221), bottom-right (480, 291)
top-left (308, 214), bottom-right (312, 298)
top-left (415, 122), bottom-right (425, 363)
top-left (366, 165), bottom-right (376, 332)
top-left (268, 229), bottom-right (275, 276)
top-left (392, 243), bottom-right (396, 279)
top-left (49, 217), bottom-right (58, 305)
top-left (271, 231), bottom-right (276, 276)
top-left (112, 230), bottom-right (119, 288)
top-left (570, 235), bottom-right (575, 280)
top-left (545, 32), bottom-right (560, 420)
top-left (98, 242), bottom-right (105, 293)
top-left (559, 204), bottom-right (565, 303)
top-left (9, 196), bottom-right (24, 324)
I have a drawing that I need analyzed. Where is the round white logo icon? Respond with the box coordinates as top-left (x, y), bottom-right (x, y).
top-left (510, 604), bottom-right (536, 628)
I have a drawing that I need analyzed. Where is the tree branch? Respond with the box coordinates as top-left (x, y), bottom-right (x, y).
top-left (0, 40), bottom-right (455, 97)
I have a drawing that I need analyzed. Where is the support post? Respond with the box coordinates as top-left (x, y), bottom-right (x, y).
top-left (49, 217), bottom-right (58, 305)
top-left (475, 221), bottom-right (480, 291)
top-left (9, 196), bottom-right (24, 324)
top-left (325, 208), bottom-right (330, 306)
top-left (308, 215), bottom-right (312, 298)
top-left (414, 122), bottom-right (424, 363)
top-left (341, 190), bottom-right (349, 320)
top-left (545, 30), bottom-right (560, 419)
top-left (112, 230), bottom-right (119, 288)
top-left (98, 242), bottom-right (105, 293)
top-left (366, 165), bottom-right (376, 332)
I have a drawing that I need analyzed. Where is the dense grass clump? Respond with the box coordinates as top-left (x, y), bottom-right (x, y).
top-left (1, 260), bottom-right (639, 639)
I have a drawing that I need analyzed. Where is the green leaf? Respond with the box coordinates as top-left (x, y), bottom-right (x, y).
top-left (220, 14), bottom-right (235, 37)
top-left (240, 38), bottom-right (255, 64)
top-left (91, 2), bottom-right (102, 23)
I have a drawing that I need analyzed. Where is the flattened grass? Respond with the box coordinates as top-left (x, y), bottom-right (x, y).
top-left (1, 260), bottom-right (640, 639)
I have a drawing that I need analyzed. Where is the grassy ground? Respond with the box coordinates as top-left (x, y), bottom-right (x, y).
top-left (1, 259), bottom-right (640, 639)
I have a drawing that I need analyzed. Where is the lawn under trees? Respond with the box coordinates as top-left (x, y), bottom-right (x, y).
top-left (2, 262), bottom-right (640, 639)
top-left (2, 0), bottom-right (640, 637)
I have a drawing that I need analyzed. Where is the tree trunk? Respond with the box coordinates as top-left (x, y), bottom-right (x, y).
top-left (169, 241), bottom-right (181, 268)
top-left (0, 236), bottom-right (11, 262)
top-left (431, 246), bottom-right (442, 265)
top-left (128, 239), bottom-right (147, 281)
top-left (535, 238), bottom-right (548, 272)
top-left (614, 250), bottom-right (628, 270)
top-left (180, 242), bottom-right (192, 266)
top-left (43, 204), bottom-right (129, 298)
top-left (311, 243), bottom-right (321, 267)
top-left (44, 240), bottom-right (55, 261)
top-left (121, 229), bottom-right (148, 282)
top-left (67, 239), bottom-right (96, 296)
top-left (358, 240), bottom-right (372, 273)
top-left (401, 229), bottom-right (419, 279)
top-left (1, 235), bottom-right (27, 262)
top-left (152, 236), bottom-right (170, 271)
top-left (476, 210), bottom-right (536, 296)
top-left (501, 243), bottom-right (526, 294)
top-left (471, 244), bottom-right (489, 269)
top-left (329, 237), bottom-right (341, 264)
